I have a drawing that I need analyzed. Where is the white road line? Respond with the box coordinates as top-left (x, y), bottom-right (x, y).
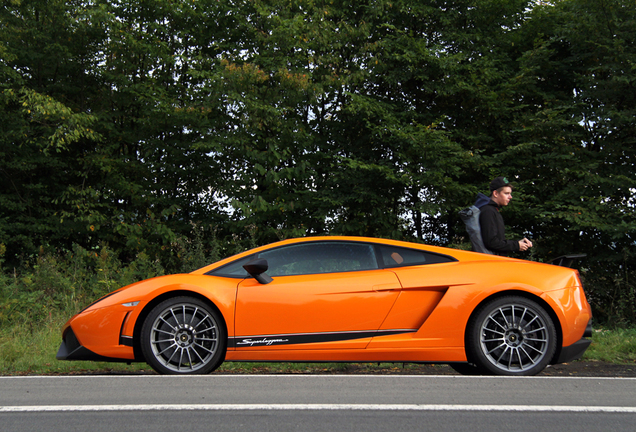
top-left (2, 375), bottom-right (636, 381)
top-left (2, 404), bottom-right (636, 413)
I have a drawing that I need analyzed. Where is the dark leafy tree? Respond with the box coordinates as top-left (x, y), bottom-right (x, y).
top-left (1, 0), bottom-right (635, 323)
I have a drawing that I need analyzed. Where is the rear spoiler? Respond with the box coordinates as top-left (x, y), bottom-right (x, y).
top-left (549, 254), bottom-right (587, 268)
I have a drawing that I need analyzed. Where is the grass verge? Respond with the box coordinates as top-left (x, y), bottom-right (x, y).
top-left (584, 328), bottom-right (636, 363)
top-left (1, 323), bottom-right (634, 376)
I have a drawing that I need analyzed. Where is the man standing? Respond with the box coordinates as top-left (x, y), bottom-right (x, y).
top-left (479, 176), bottom-right (533, 255)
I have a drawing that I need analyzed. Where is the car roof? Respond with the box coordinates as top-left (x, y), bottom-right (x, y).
top-left (190, 236), bottom-right (512, 274)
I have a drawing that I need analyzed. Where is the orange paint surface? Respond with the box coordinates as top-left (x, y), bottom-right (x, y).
top-left (59, 236), bottom-right (592, 369)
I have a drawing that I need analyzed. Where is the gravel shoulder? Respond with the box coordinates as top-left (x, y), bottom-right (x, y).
top-left (8, 361), bottom-right (636, 377)
top-left (334, 361), bottom-right (636, 377)
top-left (219, 361), bottom-right (636, 377)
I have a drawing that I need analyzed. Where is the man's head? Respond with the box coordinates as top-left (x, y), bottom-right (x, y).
top-left (489, 176), bottom-right (513, 207)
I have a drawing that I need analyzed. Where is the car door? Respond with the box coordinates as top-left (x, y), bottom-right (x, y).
top-left (232, 241), bottom-right (402, 350)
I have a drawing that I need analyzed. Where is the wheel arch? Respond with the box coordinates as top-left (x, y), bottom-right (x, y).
top-left (463, 289), bottom-right (564, 365)
top-left (132, 290), bottom-right (229, 363)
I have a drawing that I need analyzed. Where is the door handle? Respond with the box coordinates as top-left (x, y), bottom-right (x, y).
top-left (373, 283), bottom-right (400, 292)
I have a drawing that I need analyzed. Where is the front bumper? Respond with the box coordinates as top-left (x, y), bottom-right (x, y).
top-left (56, 327), bottom-right (128, 363)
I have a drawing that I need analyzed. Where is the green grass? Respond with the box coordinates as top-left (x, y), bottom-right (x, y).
top-left (584, 328), bottom-right (636, 364)
top-left (0, 315), bottom-right (150, 375)
top-left (1, 321), bottom-right (634, 376)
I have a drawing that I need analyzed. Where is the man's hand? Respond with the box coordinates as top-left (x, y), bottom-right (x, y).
top-left (518, 238), bottom-right (533, 251)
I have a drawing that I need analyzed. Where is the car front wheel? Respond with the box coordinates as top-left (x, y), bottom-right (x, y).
top-left (466, 296), bottom-right (557, 376)
top-left (141, 297), bottom-right (226, 375)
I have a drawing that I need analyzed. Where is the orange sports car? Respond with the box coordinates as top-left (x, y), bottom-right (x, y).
top-left (57, 236), bottom-right (592, 376)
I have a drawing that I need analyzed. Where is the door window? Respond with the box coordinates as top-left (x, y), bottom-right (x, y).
top-left (258, 242), bottom-right (379, 276)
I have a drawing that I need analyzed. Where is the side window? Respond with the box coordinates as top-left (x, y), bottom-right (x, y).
top-left (206, 255), bottom-right (254, 278)
top-left (378, 245), bottom-right (454, 268)
top-left (257, 242), bottom-right (379, 276)
top-left (206, 243), bottom-right (454, 278)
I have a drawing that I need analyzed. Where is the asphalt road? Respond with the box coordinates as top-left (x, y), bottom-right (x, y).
top-left (2, 374), bottom-right (636, 431)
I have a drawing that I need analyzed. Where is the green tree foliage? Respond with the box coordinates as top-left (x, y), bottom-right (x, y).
top-left (1, 0), bottom-right (635, 324)
top-left (2, 1), bottom-right (132, 256)
top-left (498, 0), bottom-right (636, 324)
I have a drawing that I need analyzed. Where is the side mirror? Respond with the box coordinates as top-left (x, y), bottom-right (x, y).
top-left (243, 258), bottom-right (273, 284)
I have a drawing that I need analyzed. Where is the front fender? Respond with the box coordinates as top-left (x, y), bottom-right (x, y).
top-left (61, 274), bottom-right (239, 361)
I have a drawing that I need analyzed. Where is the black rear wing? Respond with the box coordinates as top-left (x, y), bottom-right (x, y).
top-left (549, 254), bottom-right (587, 268)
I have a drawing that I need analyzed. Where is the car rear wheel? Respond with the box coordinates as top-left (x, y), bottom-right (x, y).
top-left (141, 297), bottom-right (226, 375)
top-left (466, 296), bottom-right (557, 376)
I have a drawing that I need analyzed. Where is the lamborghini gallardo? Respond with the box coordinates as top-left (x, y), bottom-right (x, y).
top-left (57, 236), bottom-right (592, 376)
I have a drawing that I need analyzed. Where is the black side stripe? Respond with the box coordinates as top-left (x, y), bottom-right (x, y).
top-left (229, 329), bottom-right (416, 348)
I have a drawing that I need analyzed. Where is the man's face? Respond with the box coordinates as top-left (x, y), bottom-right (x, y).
top-left (492, 186), bottom-right (513, 207)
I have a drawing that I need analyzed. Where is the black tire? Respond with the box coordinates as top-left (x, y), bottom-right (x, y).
top-left (141, 296), bottom-right (226, 375)
top-left (466, 296), bottom-right (557, 376)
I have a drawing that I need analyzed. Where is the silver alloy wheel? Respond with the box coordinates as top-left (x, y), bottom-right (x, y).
top-left (148, 302), bottom-right (220, 373)
top-left (479, 303), bottom-right (550, 372)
